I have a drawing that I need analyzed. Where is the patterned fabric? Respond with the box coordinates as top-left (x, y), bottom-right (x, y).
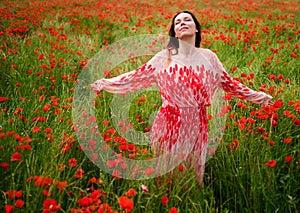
top-left (91, 48), bottom-right (272, 185)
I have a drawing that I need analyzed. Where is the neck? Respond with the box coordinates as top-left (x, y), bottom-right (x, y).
top-left (178, 38), bottom-right (196, 56)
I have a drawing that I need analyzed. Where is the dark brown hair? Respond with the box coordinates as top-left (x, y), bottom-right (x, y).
top-left (167, 11), bottom-right (202, 55)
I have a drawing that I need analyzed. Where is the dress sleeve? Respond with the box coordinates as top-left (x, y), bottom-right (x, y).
top-left (90, 51), bottom-right (166, 94)
top-left (209, 51), bottom-right (273, 105)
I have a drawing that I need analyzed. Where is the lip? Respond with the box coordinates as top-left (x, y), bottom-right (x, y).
top-left (179, 27), bottom-right (188, 31)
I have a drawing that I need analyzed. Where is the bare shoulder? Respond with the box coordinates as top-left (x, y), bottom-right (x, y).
top-left (155, 49), bottom-right (168, 57)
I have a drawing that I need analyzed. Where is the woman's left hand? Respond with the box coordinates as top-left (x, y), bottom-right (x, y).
top-left (263, 93), bottom-right (274, 106)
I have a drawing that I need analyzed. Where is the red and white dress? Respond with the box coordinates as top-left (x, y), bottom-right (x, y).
top-left (91, 48), bottom-right (272, 185)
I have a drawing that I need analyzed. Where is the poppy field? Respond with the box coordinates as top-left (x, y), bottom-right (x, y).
top-left (0, 0), bottom-right (299, 212)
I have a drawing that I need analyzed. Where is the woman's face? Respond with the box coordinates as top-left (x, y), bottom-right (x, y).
top-left (174, 13), bottom-right (197, 39)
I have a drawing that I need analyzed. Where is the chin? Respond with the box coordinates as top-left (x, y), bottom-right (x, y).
top-left (178, 33), bottom-right (194, 39)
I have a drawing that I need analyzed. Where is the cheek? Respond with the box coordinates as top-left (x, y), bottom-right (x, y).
top-left (188, 23), bottom-right (196, 30)
top-left (174, 27), bottom-right (180, 35)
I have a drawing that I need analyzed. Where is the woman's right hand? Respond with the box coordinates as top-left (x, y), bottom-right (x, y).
top-left (90, 79), bottom-right (103, 93)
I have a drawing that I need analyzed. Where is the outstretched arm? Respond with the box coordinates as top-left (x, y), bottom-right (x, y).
top-left (209, 50), bottom-right (273, 105)
top-left (220, 70), bottom-right (273, 105)
top-left (90, 50), bottom-right (166, 94)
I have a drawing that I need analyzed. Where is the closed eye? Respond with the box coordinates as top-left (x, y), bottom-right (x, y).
top-left (175, 17), bottom-right (192, 25)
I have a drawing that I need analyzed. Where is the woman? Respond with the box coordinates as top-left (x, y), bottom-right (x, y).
top-left (90, 11), bottom-right (273, 186)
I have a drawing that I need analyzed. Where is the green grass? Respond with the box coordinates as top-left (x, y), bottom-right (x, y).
top-left (0, 0), bottom-right (299, 212)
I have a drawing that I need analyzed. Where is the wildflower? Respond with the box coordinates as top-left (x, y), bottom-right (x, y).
top-left (15, 190), bottom-right (22, 198)
top-left (43, 199), bottom-right (62, 212)
top-left (15, 199), bottom-right (24, 208)
top-left (42, 103), bottom-right (51, 111)
top-left (98, 203), bottom-right (113, 213)
top-left (0, 96), bottom-right (9, 103)
top-left (5, 190), bottom-right (22, 199)
top-left (226, 138), bottom-right (239, 150)
top-left (286, 156), bottom-right (293, 163)
top-left (4, 205), bottom-right (14, 213)
top-left (38, 54), bottom-right (44, 60)
top-left (0, 96), bottom-right (7, 105)
top-left (44, 128), bottom-right (53, 133)
top-left (88, 177), bottom-right (102, 185)
top-left (284, 78), bottom-right (290, 84)
top-left (75, 169), bottom-right (84, 178)
top-left (144, 167), bottom-right (155, 176)
top-left (112, 170), bottom-right (121, 179)
top-left (11, 152), bottom-right (22, 162)
top-left (284, 138), bottom-right (292, 144)
top-left (102, 120), bottom-right (109, 125)
top-left (161, 196), bottom-right (169, 205)
top-left (141, 184), bottom-right (149, 193)
top-left (257, 127), bottom-right (265, 134)
top-left (169, 207), bottom-right (178, 213)
top-left (125, 188), bottom-right (137, 197)
top-left (269, 140), bottom-right (274, 146)
top-left (90, 189), bottom-right (102, 199)
top-left (77, 197), bottom-right (92, 207)
top-left (68, 158), bottom-right (77, 167)
top-left (0, 162), bottom-right (10, 170)
top-left (55, 181), bottom-right (68, 191)
top-left (42, 190), bottom-right (51, 197)
top-left (32, 126), bottom-right (41, 133)
top-left (118, 196), bottom-right (134, 212)
top-left (34, 176), bottom-right (51, 187)
top-left (265, 160), bottom-right (277, 167)
top-left (106, 160), bottom-right (117, 168)
top-left (277, 74), bottom-right (284, 80)
top-left (178, 164), bottom-right (184, 171)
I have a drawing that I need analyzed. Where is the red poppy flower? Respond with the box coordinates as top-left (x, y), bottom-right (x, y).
top-left (5, 190), bottom-right (17, 200)
top-left (286, 156), bottom-right (293, 163)
top-left (44, 127), bottom-right (53, 133)
top-left (284, 138), bottom-right (292, 144)
top-left (125, 188), bottom-right (137, 197)
top-left (0, 162), bottom-right (10, 170)
top-left (55, 181), bottom-right (68, 191)
top-left (90, 189), bottom-right (102, 199)
top-left (161, 196), bottom-right (169, 205)
top-left (15, 199), bottom-right (24, 208)
top-left (118, 196), bottom-right (134, 212)
top-left (112, 170), bottom-right (121, 179)
top-left (15, 190), bottom-right (22, 198)
top-left (77, 197), bottom-right (92, 207)
top-left (265, 160), bottom-right (277, 167)
top-left (294, 119), bottom-right (300, 126)
top-left (68, 158), bottom-right (77, 167)
top-left (144, 167), bottom-right (155, 176)
top-left (178, 164), bottom-right (184, 171)
top-left (32, 126), bottom-right (41, 133)
top-left (169, 207), bottom-right (178, 213)
top-left (269, 140), bottom-right (274, 146)
top-left (43, 199), bottom-right (62, 211)
top-left (34, 176), bottom-right (51, 187)
top-left (11, 152), bottom-right (22, 162)
top-left (75, 169), bottom-right (84, 178)
top-left (42, 189), bottom-right (51, 197)
top-left (0, 96), bottom-right (9, 102)
top-left (4, 205), bottom-right (14, 213)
